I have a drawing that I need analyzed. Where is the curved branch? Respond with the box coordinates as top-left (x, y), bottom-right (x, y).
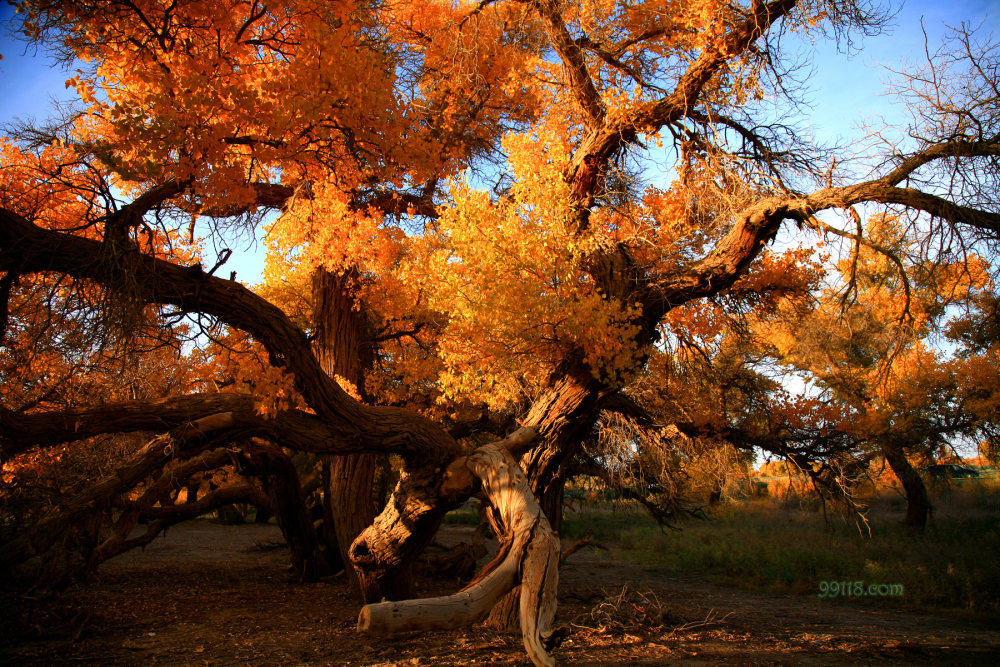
top-left (572, 0), bottom-right (798, 167)
top-left (642, 137), bottom-right (1000, 320)
top-left (0, 413), bottom-right (240, 573)
top-left (0, 392), bottom-right (451, 460)
top-left (0, 207), bottom-right (459, 464)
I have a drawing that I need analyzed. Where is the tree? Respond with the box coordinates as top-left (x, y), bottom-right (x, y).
top-left (757, 214), bottom-right (1000, 528)
top-left (2, 1), bottom-right (999, 664)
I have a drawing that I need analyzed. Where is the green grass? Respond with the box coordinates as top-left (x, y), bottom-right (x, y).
top-left (559, 488), bottom-right (1000, 616)
top-left (442, 505), bottom-right (480, 525)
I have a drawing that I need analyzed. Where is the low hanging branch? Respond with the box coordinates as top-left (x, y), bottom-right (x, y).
top-left (108, 483), bottom-right (272, 560)
top-left (358, 440), bottom-right (560, 667)
top-left (0, 412), bottom-right (239, 576)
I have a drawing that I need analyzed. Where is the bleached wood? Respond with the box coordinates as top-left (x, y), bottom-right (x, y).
top-left (358, 441), bottom-right (558, 666)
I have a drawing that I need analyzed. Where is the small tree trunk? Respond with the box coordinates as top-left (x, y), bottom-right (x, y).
top-left (318, 460), bottom-right (344, 572)
top-left (238, 442), bottom-right (325, 579)
top-left (882, 444), bottom-right (930, 530)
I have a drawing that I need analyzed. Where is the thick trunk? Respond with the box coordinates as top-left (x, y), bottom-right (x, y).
top-left (312, 269), bottom-right (386, 597)
top-left (522, 367), bottom-right (609, 530)
top-left (882, 444), bottom-right (930, 530)
top-left (350, 463), bottom-right (446, 601)
top-left (486, 366), bottom-right (607, 630)
top-left (359, 439), bottom-right (559, 667)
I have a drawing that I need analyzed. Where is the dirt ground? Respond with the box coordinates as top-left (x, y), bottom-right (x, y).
top-left (3, 521), bottom-right (999, 666)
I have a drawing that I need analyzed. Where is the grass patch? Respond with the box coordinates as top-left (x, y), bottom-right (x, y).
top-left (442, 503), bottom-right (480, 526)
top-left (561, 490), bottom-right (1000, 615)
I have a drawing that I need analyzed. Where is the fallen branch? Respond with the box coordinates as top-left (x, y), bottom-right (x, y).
top-left (559, 530), bottom-right (606, 565)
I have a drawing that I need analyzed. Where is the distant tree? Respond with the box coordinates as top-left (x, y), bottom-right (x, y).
top-left (757, 214), bottom-right (1000, 528)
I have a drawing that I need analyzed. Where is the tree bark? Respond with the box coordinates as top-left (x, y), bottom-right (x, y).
top-left (486, 365), bottom-right (608, 629)
top-left (312, 269), bottom-right (386, 598)
top-left (359, 440), bottom-right (559, 667)
top-left (882, 443), bottom-right (930, 530)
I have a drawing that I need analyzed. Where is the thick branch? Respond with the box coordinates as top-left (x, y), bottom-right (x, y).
top-left (533, 0), bottom-right (605, 127)
top-left (0, 208), bottom-right (459, 464)
top-left (570, 0), bottom-right (797, 171)
top-left (643, 139), bottom-right (1000, 320)
top-left (0, 393), bottom-right (424, 460)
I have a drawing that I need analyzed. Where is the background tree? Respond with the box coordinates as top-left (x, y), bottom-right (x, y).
top-left (757, 214), bottom-right (1000, 528)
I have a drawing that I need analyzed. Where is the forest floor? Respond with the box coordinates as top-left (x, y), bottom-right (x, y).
top-left (3, 520), bottom-right (999, 666)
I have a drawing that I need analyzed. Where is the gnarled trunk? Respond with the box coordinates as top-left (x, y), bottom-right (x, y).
top-left (486, 366), bottom-right (608, 630)
top-left (359, 437), bottom-right (559, 667)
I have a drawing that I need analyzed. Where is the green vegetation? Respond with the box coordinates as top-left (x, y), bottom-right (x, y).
top-left (557, 480), bottom-right (1000, 615)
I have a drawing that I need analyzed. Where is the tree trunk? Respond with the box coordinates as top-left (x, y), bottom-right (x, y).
top-left (359, 440), bottom-right (559, 667)
top-left (486, 365), bottom-right (608, 629)
top-left (237, 441), bottom-right (326, 579)
top-left (312, 269), bottom-right (386, 597)
top-left (882, 444), bottom-right (930, 530)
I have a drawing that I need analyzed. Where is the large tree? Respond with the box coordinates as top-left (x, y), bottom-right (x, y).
top-left (2, 1), bottom-right (998, 664)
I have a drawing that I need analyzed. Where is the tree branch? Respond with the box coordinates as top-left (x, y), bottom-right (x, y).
top-left (0, 207), bottom-right (459, 463)
top-left (533, 0), bottom-right (605, 127)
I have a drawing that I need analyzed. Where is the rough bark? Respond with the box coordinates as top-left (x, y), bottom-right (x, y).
top-left (349, 427), bottom-right (539, 605)
top-left (0, 393), bottom-right (426, 459)
top-left (359, 440), bottom-right (559, 667)
top-left (312, 269), bottom-right (384, 597)
top-left (485, 366), bottom-right (609, 630)
top-left (0, 207), bottom-right (461, 466)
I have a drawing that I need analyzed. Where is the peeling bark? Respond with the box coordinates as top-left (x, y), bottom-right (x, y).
top-left (485, 367), bottom-right (608, 630)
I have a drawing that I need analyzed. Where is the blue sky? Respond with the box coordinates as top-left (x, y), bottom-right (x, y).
top-left (1, 0), bottom-right (997, 284)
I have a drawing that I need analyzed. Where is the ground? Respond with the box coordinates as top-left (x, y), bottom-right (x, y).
top-left (2, 521), bottom-right (999, 666)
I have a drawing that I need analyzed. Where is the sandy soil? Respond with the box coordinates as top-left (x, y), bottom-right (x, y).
top-left (2, 521), bottom-right (998, 666)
